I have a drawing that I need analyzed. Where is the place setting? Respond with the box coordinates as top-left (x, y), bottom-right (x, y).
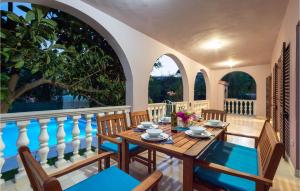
top-left (134, 121), bottom-right (159, 132)
top-left (185, 125), bottom-right (213, 139)
top-left (203, 119), bottom-right (228, 128)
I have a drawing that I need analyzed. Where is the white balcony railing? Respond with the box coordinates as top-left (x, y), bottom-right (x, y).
top-left (191, 100), bottom-right (209, 114)
top-left (224, 99), bottom-right (256, 116)
top-left (148, 103), bottom-right (167, 122)
top-left (0, 101), bottom-right (210, 184)
top-left (0, 105), bottom-right (131, 184)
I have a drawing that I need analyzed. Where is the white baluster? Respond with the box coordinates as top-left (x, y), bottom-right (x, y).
top-left (84, 114), bottom-right (94, 157)
top-left (55, 117), bottom-right (67, 168)
top-left (71, 116), bottom-right (83, 162)
top-left (38, 119), bottom-right (50, 169)
top-left (0, 123), bottom-right (5, 185)
top-left (15, 121), bottom-right (29, 179)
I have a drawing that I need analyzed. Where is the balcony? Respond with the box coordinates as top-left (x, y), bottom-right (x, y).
top-left (1, 0), bottom-right (299, 191)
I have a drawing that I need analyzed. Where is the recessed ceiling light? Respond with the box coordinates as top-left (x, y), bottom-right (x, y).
top-left (219, 59), bottom-right (241, 68)
top-left (201, 39), bottom-right (225, 50)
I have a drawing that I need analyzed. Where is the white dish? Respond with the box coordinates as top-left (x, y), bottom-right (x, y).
top-left (189, 126), bottom-right (206, 134)
top-left (204, 121), bottom-right (225, 128)
top-left (207, 120), bottom-right (221, 126)
top-left (137, 124), bottom-right (159, 130)
top-left (185, 130), bottom-right (212, 138)
top-left (140, 121), bottom-right (154, 128)
top-left (159, 117), bottom-right (171, 123)
top-left (146, 129), bottom-right (163, 137)
top-left (141, 132), bottom-right (169, 141)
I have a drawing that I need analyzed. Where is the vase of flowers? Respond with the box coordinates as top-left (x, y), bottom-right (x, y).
top-left (176, 111), bottom-right (195, 128)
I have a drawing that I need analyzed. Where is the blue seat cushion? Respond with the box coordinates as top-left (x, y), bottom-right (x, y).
top-left (65, 166), bottom-right (140, 191)
top-left (194, 140), bottom-right (258, 191)
top-left (100, 137), bottom-right (140, 153)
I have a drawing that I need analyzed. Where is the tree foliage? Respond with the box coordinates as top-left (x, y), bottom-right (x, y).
top-left (0, 4), bottom-right (125, 113)
top-left (222, 72), bottom-right (256, 99)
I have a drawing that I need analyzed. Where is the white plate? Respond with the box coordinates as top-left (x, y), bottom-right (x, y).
top-left (204, 122), bottom-right (226, 128)
top-left (137, 124), bottom-right (159, 130)
top-left (185, 130), bottom-right (212, 138)
top-left (141, 132), bottom-right (169, 141)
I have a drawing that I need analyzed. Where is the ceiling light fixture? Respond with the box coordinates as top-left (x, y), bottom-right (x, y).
top-left (201, 39), bottom-right (225, 50)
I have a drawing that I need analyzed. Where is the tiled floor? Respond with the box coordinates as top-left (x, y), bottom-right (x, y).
top-left (2, 115), bottom-right (300, 191)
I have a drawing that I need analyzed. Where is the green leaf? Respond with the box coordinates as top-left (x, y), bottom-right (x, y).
top-left (41, 18), bottom-right (57, 27)
top-left (17, 5), bottom-right (31, 13)
top-left (46, 54), bottom-right (50, 64)
top-left (0, 31), bottom-right (6, 38)
top-left (15, 60), bottom-right (24, 69)
top-left (7, 12), bottom-right (22, 23)
top-left (25, 11), bottom-right (35, 22)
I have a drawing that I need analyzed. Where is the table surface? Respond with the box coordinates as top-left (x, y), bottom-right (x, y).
top-left (118, 121), bottom-right (229, 158)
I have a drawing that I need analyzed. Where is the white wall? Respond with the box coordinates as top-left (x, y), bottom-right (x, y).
top-left (270, 0), bottom-right (299, 173)
top-left (209, 65), bottom-right (271, 118)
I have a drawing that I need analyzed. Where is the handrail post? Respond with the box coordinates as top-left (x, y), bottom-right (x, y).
top-left (70, 116), bottom-right (83, 162)
top-left (38, 118), bottom-right (51, 169)
top-left (0, 123), bottom-right (5, 185)
top-left (84, 114), bottom-right (94, 157)
top-left (15, 121), bottom-right (29, 181)
top-left (55, 117), bottom-right (68, 168)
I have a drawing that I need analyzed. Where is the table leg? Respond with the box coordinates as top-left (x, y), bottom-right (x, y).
top-left (182, 156), bottom-right (194, 191)
top-left (122, 138), bottom-right (129, 173)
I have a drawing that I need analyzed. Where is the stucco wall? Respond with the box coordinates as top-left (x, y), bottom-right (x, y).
top-left (209, 65), bottom-right (271, 118)
top-left (270, 0), bottom-right (300, 173)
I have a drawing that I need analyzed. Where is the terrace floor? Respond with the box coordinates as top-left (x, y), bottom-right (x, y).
top-left (2, 115), bottom-right (300, 191)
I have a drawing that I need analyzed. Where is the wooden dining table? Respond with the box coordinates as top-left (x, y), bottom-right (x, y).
top-left (117, 121), bottom-right (230, 191)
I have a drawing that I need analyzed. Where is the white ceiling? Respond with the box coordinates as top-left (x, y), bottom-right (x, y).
top-left (83, 0), bottom-right (288, 69)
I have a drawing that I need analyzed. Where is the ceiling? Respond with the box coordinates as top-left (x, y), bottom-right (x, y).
top-left (83, 0), bottom-right (288, 69)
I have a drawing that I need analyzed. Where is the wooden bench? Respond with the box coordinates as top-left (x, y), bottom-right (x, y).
top-left (193, 120), bottom-right (284, 191)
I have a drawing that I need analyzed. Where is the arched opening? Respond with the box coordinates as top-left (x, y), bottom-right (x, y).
top-left (148, 55), bottom-right (183, 103)
top-left (194, 71), bottom-right (206, 100)
top-left (221, 71), bottom-right (256, 115)
top-left (221, 71), bottom-right (256, 99)
top-left (1, 2), bottom-right (129, 113)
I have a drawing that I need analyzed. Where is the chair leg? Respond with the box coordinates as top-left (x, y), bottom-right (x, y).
top-left (148, 150), bottom-right (152, 174)
top-left (98, 149), bottom-right (103, 171)
top-left (153, 150), bottom-right (156, 171)
top-left (104, 157), bottom-right (110, 169)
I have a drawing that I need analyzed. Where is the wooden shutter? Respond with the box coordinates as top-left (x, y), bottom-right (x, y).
top-left (272, 64), bottom-right (278, 132)
top-left (266, 76), bottom-right (272, 120)
top-left (281, 42), bottom-right (290, 156)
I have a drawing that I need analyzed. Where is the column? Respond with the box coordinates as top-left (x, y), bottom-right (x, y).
top-left (15, 121), bottom-right (29, 179)
top-left (55, 117), bottom-right (67, 168)
top-left (84, 114), bottom-right (94, 157)
top-left (38, 119), bottom-right (50, 169)
top-left (0, 123), bottom-right (5, 185)
top-left (70, 116), bottom-right (83, 162)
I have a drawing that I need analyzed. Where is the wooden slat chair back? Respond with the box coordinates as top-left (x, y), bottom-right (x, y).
top-left (257, 121), bottom-right (284, 180)
top-left (19, 146), bottom-right (62, 191)
top-left (129, 110), bottom-right (150, 128)
top-left (97, 113), bottom-right (128, 140)
top-left (201, 109), bottom-right (227, 122)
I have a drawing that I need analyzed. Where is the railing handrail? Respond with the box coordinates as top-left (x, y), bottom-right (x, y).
top-left (0, 105), bottom-right (131, 123)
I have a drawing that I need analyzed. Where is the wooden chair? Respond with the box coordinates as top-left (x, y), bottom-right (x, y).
top-left (18, 146), bottom-right (162, 191)
top-left (129, 110), bottom-right (157, 171)
top-left (193, 120), bottom-right (284, 191)
top-left (201, 109), bottom-right (227, 122)
top-left (97, 113), bottom-right (155, 173)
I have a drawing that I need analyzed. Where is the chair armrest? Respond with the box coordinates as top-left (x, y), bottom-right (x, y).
top-left (98, 134), bottom-right (122, 144)
top-left (50, 152), bottom-right (114, 178)
top-left (194, 160), bottom-right (272, 186)
top-left (132, 170), bottom-right (163, 191)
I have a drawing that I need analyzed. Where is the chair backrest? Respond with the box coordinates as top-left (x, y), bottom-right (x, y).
top-left (201, 109), bottom-right (227, 122)
top-left (97, 113), bottom-right (128, 138)
top-left (18, 146), bottom-right (62, 191)
top-left (257, 120), bottom-right (284, 180)
top-left (129, 110), bottom-right (150, 128)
